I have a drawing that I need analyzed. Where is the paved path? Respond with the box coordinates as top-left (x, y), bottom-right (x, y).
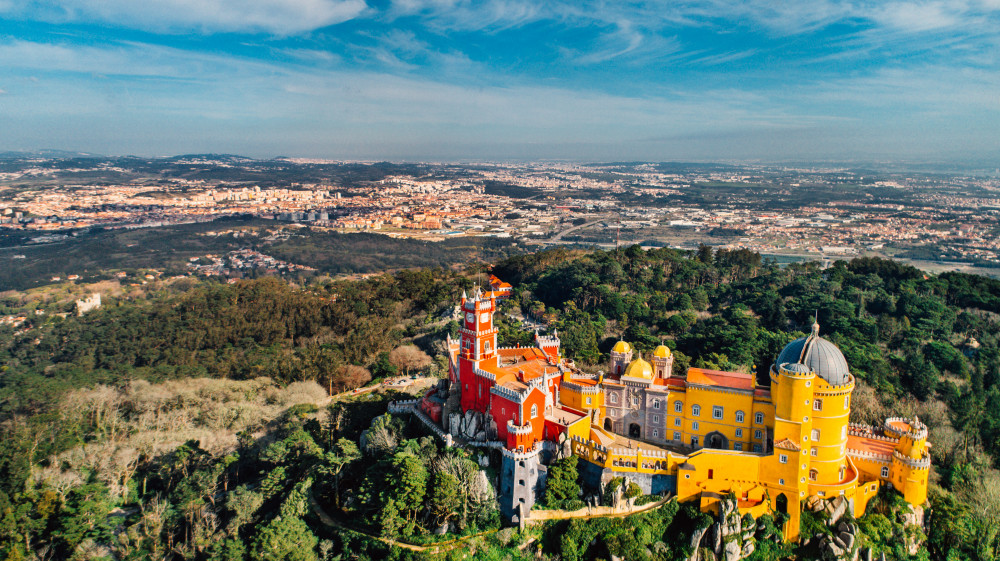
top-left (524, 495), bottom-right (674, 525)
top-left (308, 489), bottom-right (497, 554)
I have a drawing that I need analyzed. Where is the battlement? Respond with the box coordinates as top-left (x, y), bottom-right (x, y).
top-left (846, 447), bottom-right (892, 463)
top-left (491, 383), bottom-right (527, 403)
top-left (501, 444), bottom-right (541, 460)
top-left (508, 420), bottom-right (533, 435)
top-left (892, 450), bottom-right (931, 470)
top-left (473, 366), bottom-right (497, 381)
top-left (848, 424), bottom-right (899, 444)
top-left (884, 417), bottom-right (928, 440)
top-left (562, 380), bottom-right (602, 395)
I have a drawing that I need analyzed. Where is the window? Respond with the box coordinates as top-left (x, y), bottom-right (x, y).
top-left (712, 406), bottom-right (724, 420)
top-left (735, 410), bottom-right (745, 423)
top-left (881, 466), bottom-right (889, 478)
top-left (753, 444), bottom-right (762, 452)
top-left (811, 448), bottom-right (817, 457)
top-left (779, 454), bottom-right (788, 464)
top-left (692, 421), bottom-right (699, 430)
top-left (691, 436), bottom-right (699, 447)
top-left (610, 394), bottom-right (618, 404)
top-left (674, 401), bottom-right (683, 413)
top-left (809, 469), bottom-right (818, 481)
top-left (692, 404), bottom-right (701, 417)
top-left (778, 478), bottom-right (785, 485)
top-left (735, 428), bottom-right (743, 438)
top-left (518, 479), bottom-right (525, 486)
top-left (811, 429), bottom-right (820, 441)
top-left (653, 415), bottom-right (660, 423)
top-left (734, 443), bottom-right (743, 451)
top-left (653, 399), bottom-right (660, 409)
top-left (484, 341), bottom-right (492, 352)
top-left (478, 385), bottom-right (482, 397)
top-left (674, 418), bottom-right (681, 426)
top-left (674, 431), bottom-right (681, 441)
top-left (755, 412), bottom-right (764, 424)
top-left (652, 429), bottom-right (659, 438)
top-left (754, 429), bottom-right (763, 439)
top-left (531, 404), bottom-right (538, 418)
top-left (814, 399), bottom-right (823, 411)
top-left (586, 397), bottom-right (592, 405)
top-left (842, 426), bottom-right (847, 440)
top-left (632, 397), bottom-right (639, 407)
top-left (844, 396), bottom-right (850, 408)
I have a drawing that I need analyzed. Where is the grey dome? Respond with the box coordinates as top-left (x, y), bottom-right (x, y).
top-left (779, 362), bottom-right (812, 375)
top-left (775, 324), bottom-right (850, 385)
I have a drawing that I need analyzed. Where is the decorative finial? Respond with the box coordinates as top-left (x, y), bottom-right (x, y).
top-left (812, 311), bottom-right (820, 336)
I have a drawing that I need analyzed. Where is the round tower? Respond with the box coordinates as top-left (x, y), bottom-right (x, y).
top-left (889, 417), bottom-right (930, 505)
top-left (773, 322), bottom-right (854, 485)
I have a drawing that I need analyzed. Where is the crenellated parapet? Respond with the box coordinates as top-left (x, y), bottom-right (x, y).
top-left (846, 447), bottom-right (892, 463)
top-left (491, 383), bottom-right (527, 403)
top-left (507, 420), bottom-right (533, 435)
top-left (501, 443), bottom-right (541, 460)
top-left (892, 450), bottom-right (931, 470)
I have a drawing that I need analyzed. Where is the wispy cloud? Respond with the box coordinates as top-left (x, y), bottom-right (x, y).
top-left (0, 0), bottom-right (369, 34)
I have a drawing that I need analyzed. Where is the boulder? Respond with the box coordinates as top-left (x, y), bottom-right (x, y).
top-left (688, 527), bottom-right (709, 561)
top-left (723, 539), bottom-right (741, 561)
top-left (741, 541), bottom-right (755, 558)
top-left (839, 532), bottom-right (855, 550)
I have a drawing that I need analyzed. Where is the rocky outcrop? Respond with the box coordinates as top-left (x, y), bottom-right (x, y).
top-left (688, 495), bottom-right (758, 561)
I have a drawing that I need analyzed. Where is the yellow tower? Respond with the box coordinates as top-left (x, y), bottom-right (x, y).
top-left (888, 417), bottom-right (930, 505)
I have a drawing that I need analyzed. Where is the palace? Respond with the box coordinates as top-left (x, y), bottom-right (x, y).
top-left (420, 285), bottom-right (930, 539)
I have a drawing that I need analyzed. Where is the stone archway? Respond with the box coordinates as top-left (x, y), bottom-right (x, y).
top-left (629, 423), bottom-right (641, 438)
top-left (705, 431), bottom-right (729, 450)
top-left (775, 493), bottom-right (788, 514)
top-left (604, 418), bottom-right (613, 431)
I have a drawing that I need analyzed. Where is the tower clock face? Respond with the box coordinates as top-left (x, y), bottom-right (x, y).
top-left (466, 312), bottom-right (475, 323)
top-left (480, 312), bottom-right (489, 323)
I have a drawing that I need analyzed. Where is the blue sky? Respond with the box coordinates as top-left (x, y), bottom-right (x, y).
top-left (0, 0), bottom-right (998, 161)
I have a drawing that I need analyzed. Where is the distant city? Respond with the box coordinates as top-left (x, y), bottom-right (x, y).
top-left (3, 155), bottom-right (1000, 282)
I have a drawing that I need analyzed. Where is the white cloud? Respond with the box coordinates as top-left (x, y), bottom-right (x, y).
top-left (2, 0), bottom-right (368, 34)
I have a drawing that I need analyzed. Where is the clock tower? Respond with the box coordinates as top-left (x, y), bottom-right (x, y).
top-left (460, 288), bottom-right (498, 362)
top-left (458, 288), bottom-right (499, 412)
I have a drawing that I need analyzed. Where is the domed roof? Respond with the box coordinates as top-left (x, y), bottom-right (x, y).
top-left (612, 340), bottom-right (633, 354)
top-left (652, 344), bottom-right (672, 359)
top-left (775, 323), bottom-right (850, 385)
top-left (623, 357), bottom-right (654, 379)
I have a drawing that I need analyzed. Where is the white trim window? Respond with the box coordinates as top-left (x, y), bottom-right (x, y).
top-left (735, 410), bottom-right (745, 423)
top-left (653, 399), bottom-right (661, 409)
top-left (754, 429), bottom-right (763, 439)
top-left (881, 466), bottom-right (890, 478)
top-left (531, 404), bottom-right (538, 418)
top-left (755, 412), bottom-right (764, 424)
top-left (712, 406), bottom-right (724, 420)
top-left (674, 400), bottom-right (683, 413)
top-left (779, 454), bottom-right (788, 464)
top-left (735, 428), bottom-right (743, 438)
top-left (692, 404), bottom-right (701, 417)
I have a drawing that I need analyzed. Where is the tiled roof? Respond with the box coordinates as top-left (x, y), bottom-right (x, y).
top-left (686, 368), bottom-right (754, 390)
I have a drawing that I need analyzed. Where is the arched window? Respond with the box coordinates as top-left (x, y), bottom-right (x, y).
top-left (809, 469), bottom-right (818, 482)
top-left (754, 412), bottom-right (764, 424)
top-left (484, 341), bottom-right (492, 352)
top-left (531, 404), bottom-right (538, 418)
top-left (674, 401), bottom-right (683, 413)
top-left (735, 410), bottom-right (745, 423)
top-left (692, 404), bottom-right (701, 417)
top-left (653, 399), bottom-right (660, 409)
top-left (610, 393), bottom-right (618, 404)
top-left (880, 466), bottom-right (889, 478)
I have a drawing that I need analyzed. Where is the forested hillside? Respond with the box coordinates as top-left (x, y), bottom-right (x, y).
top-left (3, 247), bottom-right (1000, 560)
